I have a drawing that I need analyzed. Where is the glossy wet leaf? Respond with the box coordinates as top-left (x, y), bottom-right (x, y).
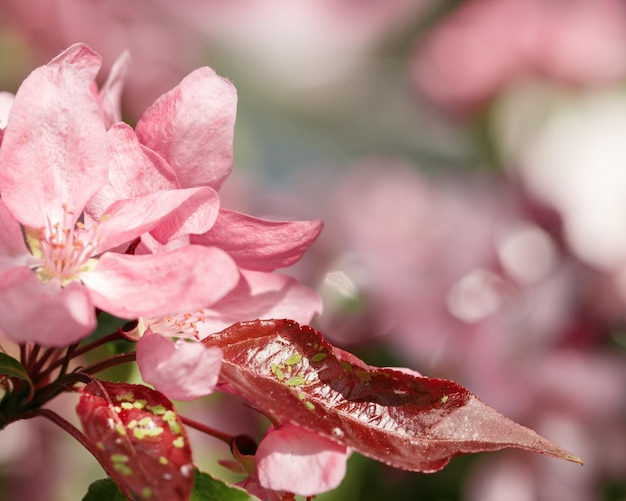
top-left (205, 319), bottom-right (582, 473)
top-left (76, 380), bottom-right (194, 501)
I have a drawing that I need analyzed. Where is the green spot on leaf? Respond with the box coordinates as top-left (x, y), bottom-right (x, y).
top-left (285, 376), bottom-right (306, 387)
top-left (110, 454), bottom-right (129, 464)
top-left (149, 404), bottom-right (167, 415)
top-left (138, 417), bottom-right (152, 427)
top-left (162, 410), bottom-right (176, 422)
top-left (167, 420), bottom-right (182, 435)
top-left (113, 463), bottom-right (133, 476)
top-left (311, 352), bottom-right (327, 363)
top-left (285, 353), bottom-right (302, 366)
top-left (355, 369), bottom-right (372, 383)
top-left (340, 361), bottom-right (353, 372)
top-left (133, 428), bottom-right (148, 440)
top-left (115, 392), bottom-right (134, 402)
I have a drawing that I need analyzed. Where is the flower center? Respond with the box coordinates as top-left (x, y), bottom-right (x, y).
top-left (31, 205), bottom-right (100, 284)
top-left (147, 310), bottom-right (208, 340)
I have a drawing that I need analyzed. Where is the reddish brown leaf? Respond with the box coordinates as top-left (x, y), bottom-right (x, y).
top-left (76, 380), bottom-right (194, 500)
top-left (205, 319), bottom-right (582, 473)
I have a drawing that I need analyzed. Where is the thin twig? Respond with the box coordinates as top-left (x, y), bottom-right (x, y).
top-left (79, 352), bottom-right (137, 375)
top-left (58, 342), bottom-right (79, 377)
top-left (180, 415), bottom-right (235, 444)
top-left (23, 408), bottom-right (135, 501)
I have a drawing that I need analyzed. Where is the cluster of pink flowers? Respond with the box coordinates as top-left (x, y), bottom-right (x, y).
top-left (1, 2), bottom-right (624, 500)
top-left (0, 43), bottom-right (344, 500)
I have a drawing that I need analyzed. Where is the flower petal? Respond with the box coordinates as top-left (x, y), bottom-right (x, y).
top-left (256, 424), bottom-right (348, 497)
top-left (135, 67), bottom-right (237, 191)
top-left (0, 91), bottom-right (14, 130)
top-left (0, 199), bottom-right (31, 271)
top-left (81, 245), bottom-right (239, 318)
top-left (191, 209), bottom-right (323, 271)
top-left (192, 269), bottom-right (322, 335)
top-left (94, 187), bottom-right (219, 253)
top-left (0, 43), bottom-right (108, 228)
top-left (97, 50), bottom-right (131, 128)
top-left (136, 330), bottom-right (222, 401)
top-left (143, 269), bottom-right (321, 341)
top-left (0, 267), bottom-right (96, 346)
top-left (86, 122), bottom-right (179, 222)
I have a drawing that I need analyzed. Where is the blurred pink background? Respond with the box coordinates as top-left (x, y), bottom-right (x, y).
top-left (1, 1), bottom-right (625, 500)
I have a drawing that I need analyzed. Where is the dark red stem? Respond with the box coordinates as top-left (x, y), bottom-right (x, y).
top-left (180, 415), bottom-right (235, 444)
top-left (79, 352), bottom-right (137, 375)
top-left (22, 408), bottom-right (136, 501)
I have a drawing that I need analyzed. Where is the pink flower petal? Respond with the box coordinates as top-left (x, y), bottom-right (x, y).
top-left (94, 186), bottom-right (219, 253)
top-left (135, 66), bottom-right (237, 191)
top-left (97, 49), bottom-right (131, 128)
top-left (136, 330), bottom-right (223, 401)
top-left (194, 269), bottom-right (322, 334)
top-left (81, 245), bottom-right (239, 318)
top-left (256, 424), bottom-right (348, 497)
top-left (191, 209), bottom-right (323, 271)
top-left (0, 43), bottom-right (108, 228)
top-left (0, 91), bottom-right (14, 130)
top-left (0, 199), bottom-right (31, 271)
top-left (143, 269), bottom-right (321, 340)
top-left (86, 122), bottom-right (179, 222)
top-left (0, 267), bottom-right (96, 346)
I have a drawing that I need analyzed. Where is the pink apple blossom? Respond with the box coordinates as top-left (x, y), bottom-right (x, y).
top-left (412, 0), bottom-right (626, 112)
top-left (0, 0), bottom-right (207, 118)
top-left (0, 43), bottom-right (240, 346)
top-left (241, 424), bottom-right (348, 500)
top-left (0, 91), bottom-right (13, 131)
top-left (86, 55), bottom-right (323, 400)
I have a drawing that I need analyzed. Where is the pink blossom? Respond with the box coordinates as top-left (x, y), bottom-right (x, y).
top-left (88, 56), bottom-right (323, 399)
top-left (0, 92), bottom-right (13, 130)
top-left (0, 0), bottom-right (207, 118)
top-left (247, 424), bottom-right (348, 499)
top-left (135, 331), bottom-right (223, 401)
top-left (412, 0), bottom-right (626, 112)
top-left (0, 43), bottom-right (239, 346)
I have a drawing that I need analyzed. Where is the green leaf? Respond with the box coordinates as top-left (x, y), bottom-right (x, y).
top-left (0, 352), bottom-right (34, 400)
top-left (81, 471), bottom-right (258, 501)
top-left (81, 478), bottom-right (131, 501)
top-left (0, 352), bottom-right (31, 382)
top-left (191, 470), bottom-right (257, 501)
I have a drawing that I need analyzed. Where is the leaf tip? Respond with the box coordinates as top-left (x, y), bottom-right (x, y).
top-left (564, 452), bottom-right (584, 465)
